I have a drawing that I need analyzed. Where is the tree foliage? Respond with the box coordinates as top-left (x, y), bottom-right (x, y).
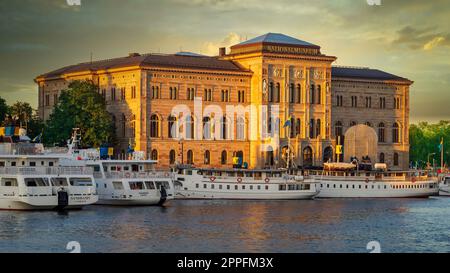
top-left (45, 80), bottom-right (115, 147)
top-left (0, 96), bottom-right (9, 122)
top-left (409, 121), bottom-right (450, 167)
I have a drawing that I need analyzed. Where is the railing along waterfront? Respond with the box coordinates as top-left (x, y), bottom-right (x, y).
top-left (0, 166), bottom-right (93, 176)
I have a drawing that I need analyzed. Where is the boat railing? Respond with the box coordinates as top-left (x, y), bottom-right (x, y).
top-left (0, 166), bottom-right (93, 176)
top-left (104, 171), bottom-right (172, 179)
top-left (309, 170), bottom-right (436, 182)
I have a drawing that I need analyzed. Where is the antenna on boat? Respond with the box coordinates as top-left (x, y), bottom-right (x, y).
top-left (67, 128), bottom-right (81, 155)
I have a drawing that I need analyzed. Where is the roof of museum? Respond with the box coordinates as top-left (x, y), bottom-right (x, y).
top-left (332, 66), bottom-right (412, 82)
top-left (37, 53), bottom-right (250, 79)
top-left (233, 33), bottom-right (320, 48)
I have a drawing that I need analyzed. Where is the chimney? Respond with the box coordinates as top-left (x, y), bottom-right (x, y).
top-left (219, 47), bottom-right (226, 57)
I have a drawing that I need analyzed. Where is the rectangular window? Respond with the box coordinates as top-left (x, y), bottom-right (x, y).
top-left (145, 181), bottom-right (155, 189)
top-left (129, 181), bottom-right (144, 190)
top-left (113, 181), bottom-right (124, 190)
top-left (111, 88), bottom-right (116, 101)
top-left (131, 86), bottom-right (136, 99)
top-left (45, 95), bottom-right (50, 106)
top-left (121, 87), bottom-right (126, 101)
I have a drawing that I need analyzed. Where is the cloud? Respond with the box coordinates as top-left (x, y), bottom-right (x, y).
top-left (423, 36), bottom-right (446, 50)
top-left (392, 26), bottom-right (450, 50)
top-left (202, 32), bottom-right (244, 56)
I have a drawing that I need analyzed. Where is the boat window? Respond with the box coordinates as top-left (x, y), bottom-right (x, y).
top-left (29, 162), bottom-right (36, 167)
top-left (219, 185), bottom-right (223, 190)
top-left (235, 185), bottom-right (238, 190)
top-left (227, 185), bottom-right (230, 190)
top-left (129, 181), bottom-right (145, 190)
top-left (111, 166), bottom-right (117, 171)
top-left (445, 178), bottom-right (450, 184)
top-left (92, 165), bottom-right (101, 172)
top-left (211, 184), bottom-right (215, 189)
top-left (346, 185), bottom-right (349, 189)
top-left (359, 185), bottom-right (362, 189)
top-left (288, 184), bottom-right (296, 190)
top-left (197, 170), bottom-right (203, 175)
top-left (242, 185), bottom-right (245, 190)
top-left (1, 178), bottom-right (18, 187)
top-left (279, 184), bottom-right (287, 191)
top-left (132, 165), bottom-right (139, 172)
top-left (333, 184), bottom-right (336, 188)
top-left (245, 172), bottom-right (253, 177)
top-left (124, 166), bottom-right (130, 171)
top-left (228, 172), bottom-right (236, 177)
top-left (11, 162), bottom-right (16, 166)
top-left (250, 185), bottom-right (253, 190)
top-left (339, 184), bottom-right (342, 188)
top-left (49, 162), bottom-right (54, 167)
top-left (372, 185), bottom-right (375, 189)
top-left (203, 184), bottom-right (207, 189)
top-left (257, 185), bottom-right (261, 190)
top-left (155, 181), bottom-right (171, 190)
top-left (103, 166), bottom-right (108, 172)
top-left (352, 185), bottom-right (355, 189)
top-left (70, 178), bottom-right (93, 187)
top-left (113, 181), bottom-right (123, 190)
top-left (265, 185), bottom-right (269, 190)
top-left (254, 172), bottom-right (262, 180)
top-left (41, 161), bottom-right (44, 166)
top-left (51, 177), bottom-right (68, 186)
top-left (196, 183), bottom-right (199, 188)
top-left (0, 161), bottom-right (5, 167)
top-left (145, 181), bottom-right (155, 190)
top-left (237, 172), bottom-right (244, 177)
top-left (25, 178), bottom-right (49, 187)
top-left (365, 185), bottom-right (368, 189)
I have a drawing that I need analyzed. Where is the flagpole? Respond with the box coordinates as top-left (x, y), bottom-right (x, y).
top-left (441, 137), bottom-right (444, 171)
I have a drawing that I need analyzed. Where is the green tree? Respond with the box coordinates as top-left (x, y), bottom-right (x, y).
top-left (10, 101), bottom-right (33, 128)
top-left (0, 96), bottom-right (9, 122)
top-left (45, 80), bottom-right (115, 147)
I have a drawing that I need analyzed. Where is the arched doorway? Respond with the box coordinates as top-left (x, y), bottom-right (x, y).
top-left (323, 147), bottom-right (333, 163)
top-left (303, 147), bottom-right (313, 167)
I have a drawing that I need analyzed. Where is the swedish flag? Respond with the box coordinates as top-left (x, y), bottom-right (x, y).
top-left (283, 117), bottom-right (292, 128)
top-left (438, 138), bottom-right (444, 152)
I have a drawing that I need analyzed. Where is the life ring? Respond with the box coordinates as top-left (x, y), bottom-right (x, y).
top-left (265, 177), bottom-right (270, 183)
top-left (365, 178), bottom-right (369, 183)
top-left (411, 177), bottom-right (416, 183)
top-left (164, 172), bottom-right (169, 177)
top-left (237, 177), bottom-right (243, 183)
top-left (210, 176), bottom-right (216, 182)
top-left (125, 172), bottom-right (131, 178)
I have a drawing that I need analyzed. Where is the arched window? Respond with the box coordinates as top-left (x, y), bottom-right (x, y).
top-left (392, 123), bottom-right (400, 143)
top-left (379, 152), bottom-right (385, 163)
top-left (204, 150), bottom-right (210, 165)
top-left (268, 82), bottom-right (274, 102)
top-left (168, 115), bottom-right (177, 139)
top-left (317, 85), bottom-right (321, 104)
top-left (303, 147), bottom-right (313, 167)
top-left (335, 121), bottom-right (343, 137)
top-left (186, 115), bottom-right (195, 139)
top-left (289, 84), bottom-right (295, 103)
top-left (378, 123), bottom-right (385, 143)
top-left (393, 152), bottom-right (399, 166)
top-left (203, 117), bottom-right (211, 140)
top-left (275, 83), bottom-right (280, 102)
top-left (268, 116), bottom-right (272, 135)
top-left (295, 119), bottom-right (301, 136)
top-left (169, 150), bottom-right (176, 164)
top-left (221, 116), bottom-right (228, 140)
top-left (236, 117), bottom-right (245, 140)
top-left (221, 150), bottom-right (227, 164)
top-left (290, 117), bottom-right (296, 138)
top-left (121, 114), bottom-right (126, 137)
top-left (266, 149), bottom-right (274, 166)
top-left (316, 119), bottom-right (321, 138)
top-left (309, 119), bottom-right (315, 138)
top-left (187, 150), bottom-right (194, 165)
top-left (130, 115), bottom-right (136, 138)
top-left (323, 147), bottom-right (333, 163)
top-left (150, 114), bottom-right (160, 138)
top-left (350, 121), bottom-right (357, 127)
top-left (296, 84), bottom-right (301, 103)
top-left (310, 84), bottom-right (315, 104)
top-left (151, 149), bottom-right (158, 160)
top-left (365, 121), bottom-right (372, 127)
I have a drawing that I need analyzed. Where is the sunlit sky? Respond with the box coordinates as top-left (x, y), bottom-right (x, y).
top-left (0, 0), bottom-right (449, 123)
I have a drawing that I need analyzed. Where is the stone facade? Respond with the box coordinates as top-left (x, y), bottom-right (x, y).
top-left (35, 33), bottom-right (412, 170)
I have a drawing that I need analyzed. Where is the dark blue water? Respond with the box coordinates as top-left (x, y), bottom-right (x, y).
top-left (1, 198), bottom-right (449, 253)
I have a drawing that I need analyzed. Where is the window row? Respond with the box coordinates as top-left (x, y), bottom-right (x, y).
top-left (151, 86), bottom-right (246, 102)
top-left (151, 149), bottom-right (243, 166)
top-left (335, 95), bottom-right (397, 109)
top-left (334, 121), bottom-right (401, 143)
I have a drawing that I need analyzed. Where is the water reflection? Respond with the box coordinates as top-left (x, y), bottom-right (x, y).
top-left (0, 198), bottom-right (449, 253)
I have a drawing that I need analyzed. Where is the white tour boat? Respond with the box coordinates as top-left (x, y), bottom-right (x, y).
top-left (439, 174), bottom-right (450, 196)
top-left (0, 149), bottom-right (98, 210)
top-left (174, 166), bottom-right (319, 200)
top-left (56, 129), bottom-right (174, 206)
top-left (310, 163), bottom-right (439, 198)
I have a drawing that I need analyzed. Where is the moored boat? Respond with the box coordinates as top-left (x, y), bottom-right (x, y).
top-left (310, 163), bottom-right (439, 198)
top-left (174, 166), bottom-right (319, 200)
